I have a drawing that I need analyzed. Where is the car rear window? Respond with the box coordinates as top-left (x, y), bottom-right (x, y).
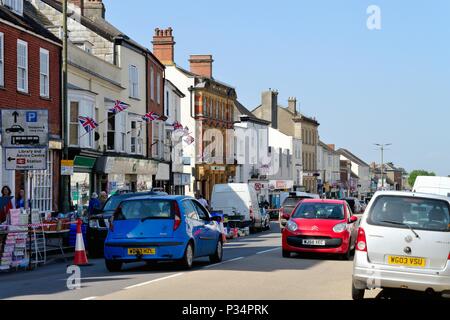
top-left (292, 203), bottom-right (345, 220)
top-left (115, 200), bottom-right (175, 221)
top-left (367, 195), bottom-right (450, 232)
top-left (283, 197), bottom-right (310, 207)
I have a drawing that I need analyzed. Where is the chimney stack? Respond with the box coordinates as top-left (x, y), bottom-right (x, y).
top-left (152, 27), bottom-right (176, 65)
top-left (189, 55), bottom-right (213, 78)
top-left (288, 97), bottom-right (297, 115)
top-left (327, 144), bottom-right (335, 151)
top-left (84, 0), bottom-right (105, 19)
top-left (261, 90), bottom-right (279, 129)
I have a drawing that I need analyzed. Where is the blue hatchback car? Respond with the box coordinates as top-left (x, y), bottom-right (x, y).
top-left (104, 195), bottom-right (224, 272)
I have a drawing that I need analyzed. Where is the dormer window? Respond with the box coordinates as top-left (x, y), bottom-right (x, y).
top-left (3, 0), bottom-right (23, 16)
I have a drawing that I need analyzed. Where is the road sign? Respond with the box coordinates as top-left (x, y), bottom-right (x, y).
top-left (1, 110), bottom-right (49, 148)
top-left (4, 148), bottom-right (47, 171)
top-left (61, 160), bottom-right (74, 176)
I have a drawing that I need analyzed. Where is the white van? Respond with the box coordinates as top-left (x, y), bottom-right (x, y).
top-left (211, 184), bottom-right (262, 231)
top-left (413, 176), bottom-right (450, 198)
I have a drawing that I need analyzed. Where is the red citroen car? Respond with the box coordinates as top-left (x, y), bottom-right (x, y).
top-left (282, 199), bottom-right (359, 260)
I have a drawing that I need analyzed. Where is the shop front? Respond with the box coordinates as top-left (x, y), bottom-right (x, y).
top-left (70, 155), bottom-right (97, 214)
top-left (268, 180), bottom-right (294, 209)
top-left (153, 163), bottom-right (170, 193)
top-left (173, 173), bottom-right (191, 195)
top-left (195, 164), bottom-right (236, 201)
top-left (95, 157), bottom-right (158, 195)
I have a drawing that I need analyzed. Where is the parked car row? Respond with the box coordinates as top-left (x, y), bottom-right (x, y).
top-left (279, 190), bottom-right (450, 300)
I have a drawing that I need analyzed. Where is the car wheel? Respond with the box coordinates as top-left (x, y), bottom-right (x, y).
top-left (352, 283), bottom-right (365, 300)
top-left (282, 250), bottom-right (291, 258)
top-left (179, 243), bottom-right (194, 270)
top-left (209, 240), bottom-right (223, 264)
top-left (105, 260), bottom-right (122, 272)
top-left (340, 245), bottom-right (353, 261)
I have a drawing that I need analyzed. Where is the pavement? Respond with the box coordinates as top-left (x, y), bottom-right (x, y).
top-left (0, 223), bottom-right (443, 300)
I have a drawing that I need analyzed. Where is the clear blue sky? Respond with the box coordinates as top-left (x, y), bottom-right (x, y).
top-left (103, 0), bottom-right (450, 175)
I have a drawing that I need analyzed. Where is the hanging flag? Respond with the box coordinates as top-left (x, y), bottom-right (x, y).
top-left (184, 135), bottom-right (195, 145)
top-left (78, 116), bottom-right (99, 133)
top-left (173, 121), bottom-right (183, 131)
top-left (142, 112), bottom-right (168, 123)
top-left (109, 100), bottom-right (130, 114)
top-left (182, 126), bottom-right (190, 137)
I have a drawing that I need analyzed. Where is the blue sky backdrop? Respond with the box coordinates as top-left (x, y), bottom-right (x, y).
top-left (103, 0), bottom-right (450, 175)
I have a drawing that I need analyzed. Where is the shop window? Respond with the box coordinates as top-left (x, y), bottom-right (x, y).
top-left (156, 73), bottom-right (161, 104)
top-left (150, 66), bottom-right (155, 101)
top-left (31, 151), bottom-right (53, 213)
top-left (129, 65), bottom-right (139, 99)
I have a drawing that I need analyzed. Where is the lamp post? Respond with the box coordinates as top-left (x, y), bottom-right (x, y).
top-left (374, 143), bottom-right (392, 190)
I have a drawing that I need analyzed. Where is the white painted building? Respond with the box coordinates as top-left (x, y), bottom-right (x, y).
top-left (336, 148), bottom-right (371, 196)
top-left (317, 141), bottom-right (341, 196)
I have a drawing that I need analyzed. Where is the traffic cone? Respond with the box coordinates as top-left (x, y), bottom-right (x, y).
top-left (74, 219), bottom-right (89, 266)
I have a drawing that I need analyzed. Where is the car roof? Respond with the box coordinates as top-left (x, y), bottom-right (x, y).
top-left (372, 190), bottom-right (450, 202)
top-left (300, 199), bottom-right (346, 205)
top-left (121, 195), bottom-right (191, 202)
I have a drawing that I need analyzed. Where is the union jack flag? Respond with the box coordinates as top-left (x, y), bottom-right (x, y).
top-left (78, 116), bottom-right (99, 133)
top-left (172, 121), bottom-right (183, 131)
top-left (142, 112), bottom-right (168, 123)
top-left (109, 100), bottom-right (129, 114)
top-left (184, 135), bottom-right (195, 145)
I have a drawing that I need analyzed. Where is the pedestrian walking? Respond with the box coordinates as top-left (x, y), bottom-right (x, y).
top-left (197, 194), bottom-right (209, 210)
top-left (0, 186), bottom-right (15, 224)
top-left (88, 192), bottom-right (101, 216)
top-left (99, 191), bottom-right (108, 207)
top-left (16, 189), bottom-right (26, 209)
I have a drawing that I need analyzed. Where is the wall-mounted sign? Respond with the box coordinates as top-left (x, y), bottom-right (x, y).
top-left (61, 160), bottom-right (74, 176)
top-left (1, 110), bottom-right (49, 148)
top-left (4, 148), bottom-right (47, 171)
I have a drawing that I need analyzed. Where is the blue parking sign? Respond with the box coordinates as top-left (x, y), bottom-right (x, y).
top-left (26, 112), bottom-right (38, 123)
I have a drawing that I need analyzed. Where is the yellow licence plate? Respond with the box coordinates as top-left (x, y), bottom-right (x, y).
top-left (128, 248), bottom-right (156, 256)
top-left (388, 256), bottom-right (426, 268)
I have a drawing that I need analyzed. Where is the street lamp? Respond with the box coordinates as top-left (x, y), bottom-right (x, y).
top-left (374, 143), bottom-right (392, 190)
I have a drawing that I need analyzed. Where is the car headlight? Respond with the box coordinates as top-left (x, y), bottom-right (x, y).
top-left (333, 223), bottom-right (347, 233)
top-left (287, 220), bottom-right (298, 232)
top-left (89, 220), bottom-right (99, 228)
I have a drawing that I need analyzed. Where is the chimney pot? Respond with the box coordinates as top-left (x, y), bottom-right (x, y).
top-left (288, 97), bottom-right (297, 114)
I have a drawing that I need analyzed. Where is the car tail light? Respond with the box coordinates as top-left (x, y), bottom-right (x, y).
top-left (356, 228), bottom-right (367, 252)
top-left (109, 216), bottom-right (114, 232)
top-left (448, 252), bottom-right (450, 260)
top-left (173, 201), bottom-right (182, 231)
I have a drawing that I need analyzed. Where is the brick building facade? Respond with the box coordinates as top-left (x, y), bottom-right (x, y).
top-left (0, 1), bottom-right (62, 212)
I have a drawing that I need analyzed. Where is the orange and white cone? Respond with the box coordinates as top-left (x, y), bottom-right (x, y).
top-left (74, 219), bottom-right (89, 266)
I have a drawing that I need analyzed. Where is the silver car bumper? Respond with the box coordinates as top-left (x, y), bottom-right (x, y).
top-left (353, 251), bottom-right (450, 293)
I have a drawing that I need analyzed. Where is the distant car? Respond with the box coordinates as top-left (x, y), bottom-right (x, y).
top-left (87, 191), bottom-right (167, 257)
top-left (352, 191), bottom-right (450, 300)
top-left (104, 195), bottom-right (224, 272)
top-left (341, 197), bottom-right (363, 214)
top-left (6, 125), bottom-right (25, 133)
top-left (280, 193), bottom-right (320, 230)
top-left (282, 199), bottom-right (359, 260)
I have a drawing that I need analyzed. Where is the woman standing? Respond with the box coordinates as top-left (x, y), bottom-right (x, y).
top-left (0, 186), bottom-right (15, 224)
top-left (16, 189), bottom-right (26, 209)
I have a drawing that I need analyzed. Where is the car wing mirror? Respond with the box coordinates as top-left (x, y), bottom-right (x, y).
top-left (350, 216), bottom-right (358, 224)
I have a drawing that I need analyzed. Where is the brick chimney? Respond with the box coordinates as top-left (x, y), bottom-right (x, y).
top-left (152, 28), bottom-right (175, 65)
top-left (84, 0), bottom-right (105, 19)
top-left (288, 97), bottom-right (297, 115)
top-left (189, 55), bottom-right (213, 78)
top-left (327, 144), bottom-right (335, 151)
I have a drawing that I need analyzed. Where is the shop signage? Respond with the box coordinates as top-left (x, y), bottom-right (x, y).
top-left (211, 166), bottom-right (226, 172)
top-left (61, 160), bottom-right (74, 176)
top-left (4, 148), bottom-right (47, 171)
top-left (1, 110), bottom-right (49, 148)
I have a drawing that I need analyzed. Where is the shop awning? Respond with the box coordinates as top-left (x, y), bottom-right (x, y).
top-left (74, 156), bottom-right (96, 169)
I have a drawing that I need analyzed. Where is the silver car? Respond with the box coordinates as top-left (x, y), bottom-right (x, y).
top-left (352, 191), bottom-right (450, 300)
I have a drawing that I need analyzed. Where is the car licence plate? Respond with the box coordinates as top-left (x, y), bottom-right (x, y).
top-left (302, 239), bottom-right (326, 246)
top-left (128, 248), bottom-right (156, 256)
top-left (388, 256), bottom-right (426, 268)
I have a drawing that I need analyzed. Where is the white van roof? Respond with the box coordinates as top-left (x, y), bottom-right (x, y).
top-left (212, 183), bottom-right (252, 193)
top-left (413, 176), bottom-right (450, 197)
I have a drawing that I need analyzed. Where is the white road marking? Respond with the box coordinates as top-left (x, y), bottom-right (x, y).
top-left (256, 248), bottom-right (279, 255)
top-left (204, 257), bottom-right (245, 269)
top-left (81, 296), bottom-right (97, 300)
top-left (124, 273), bottom-right (184, 290)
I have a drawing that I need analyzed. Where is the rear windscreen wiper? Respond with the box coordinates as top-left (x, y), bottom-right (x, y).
top-left (381, 220), bottom-right (420, 239)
